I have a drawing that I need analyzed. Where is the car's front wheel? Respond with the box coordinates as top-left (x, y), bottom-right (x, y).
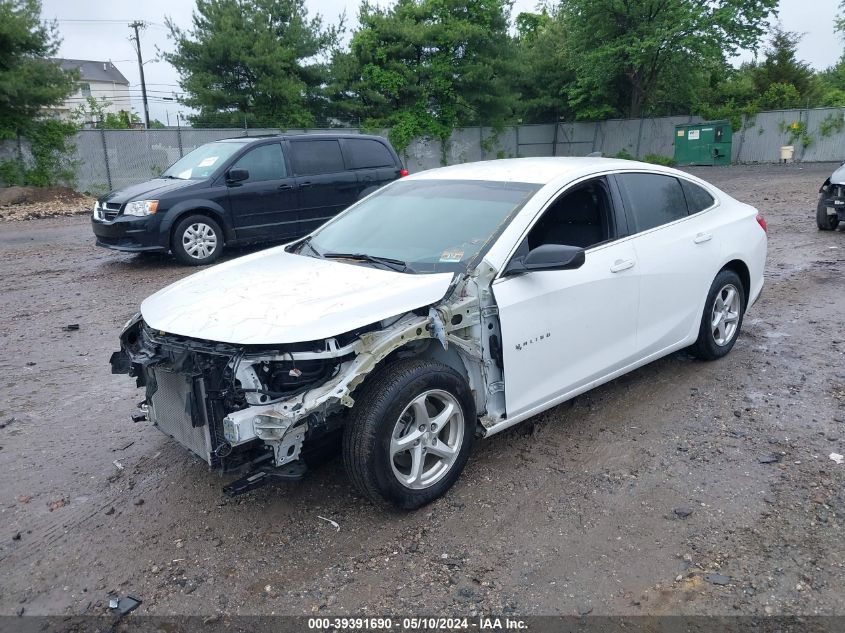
top-left (342, 359), bottom-right (475, 510)
top-left (817, 199), bottom-right (840, 231)
top-left (691, 269), bottom-right (746, 361)
top-left (172, 214), bottom-right (224, 266)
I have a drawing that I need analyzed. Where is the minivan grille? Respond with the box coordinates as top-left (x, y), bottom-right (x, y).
top-left (149, 369), bottom-right (214, 464)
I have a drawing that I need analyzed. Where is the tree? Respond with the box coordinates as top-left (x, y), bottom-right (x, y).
top-left (752, 26), bottom-right (815, 100)
top-left (559, 0), bottom-right (778, 119)
top-left (336, 0), bottom-right (518, 151)
top-left (512, 10), bottom-right (576, 123)
top-left (164, 0), bottom-right (339, 128)
top-left (0, 0), bottom-right (76, 136)
top-left (0, 0), bottom-right (77, 187)
top-left (72, 96), bottom-right (143, 129)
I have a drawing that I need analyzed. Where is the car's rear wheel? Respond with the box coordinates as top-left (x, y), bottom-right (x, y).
top-left (342, 359), bottom-right (475, 510)
top-left (172, 214), bottom-right (223, 266)
top-left (817, 199), bottom-right (840, 231)
top-left (691, 269), bottom-right (746, 361)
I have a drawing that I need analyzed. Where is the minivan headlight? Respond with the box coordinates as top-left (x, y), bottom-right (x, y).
top-left (124, 200), bottom-right (159, 216)
top-left (92, 201), bottom-right (103, 220)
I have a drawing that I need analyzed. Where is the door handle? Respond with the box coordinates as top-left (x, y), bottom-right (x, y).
top-left (278, 184), bottom-right (293, 191)
top-left (299, 181), bottom-right (313, 188)
top-left (610, 259), bottom-right (635, 273)
top-left (694, 232), bottom-right (712, 244)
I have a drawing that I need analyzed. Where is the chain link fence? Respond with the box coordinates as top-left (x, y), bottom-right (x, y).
top-left (5, 107), bottom-right (845, 193)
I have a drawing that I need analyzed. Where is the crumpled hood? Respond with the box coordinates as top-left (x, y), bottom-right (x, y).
top-left (140, 246), bottom-right (454, 345)
top-left (100, 178), bottom-right (203, 204)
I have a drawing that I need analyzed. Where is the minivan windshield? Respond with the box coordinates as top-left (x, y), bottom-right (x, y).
top-left (161, 140), bottom-right (248, 180)
top-left (306, 179), bottom-right (540, 274)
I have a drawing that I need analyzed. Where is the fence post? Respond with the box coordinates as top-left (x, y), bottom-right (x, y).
top-left (552, 121), bottom-right (559, 156)
top-left (177, 124), bottom-right (183, 158)
top-left (591, 121), bottom-right (600, 154)
top-left (99, 128), bottom-right (112, 191)
top-left (634, 117), bottom-right (645, 158)
top-left (515, 125), bottom-right (520, 157)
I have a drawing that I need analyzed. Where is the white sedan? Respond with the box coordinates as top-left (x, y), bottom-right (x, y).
top-left (112, 157), bottom-right (767, 509)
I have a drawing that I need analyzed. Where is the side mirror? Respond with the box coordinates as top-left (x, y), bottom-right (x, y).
top-left (226, 168), bottom-right (249, 184)
top-left (503, 243), bottom-right (585, 276)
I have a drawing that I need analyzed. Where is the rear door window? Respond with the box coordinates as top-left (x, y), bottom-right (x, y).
top-left (680, 180), bottom-right (716, 214)
top-left (616, 173), bottom-right (688, 233)
top-left (344, 139), bottom-right (395, 169)
top-left (230, 143), bottom-right (286, 182)
top-left (289, 139), bottom-right (345, 175)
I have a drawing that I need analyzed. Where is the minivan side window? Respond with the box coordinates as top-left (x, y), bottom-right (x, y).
top-left (289, 139), bottom-right (345, 175)
top-left (344, 139), bottom-right (395, 169)
top-left (616, 173), bottom-right (688, 233)
top-left (230, 143), bottom-right (286, 182)
top-left (681, 179), bottom-right (715, 214)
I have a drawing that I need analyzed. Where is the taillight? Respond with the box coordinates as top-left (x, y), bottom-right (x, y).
top-left (756, 212), bottom-right (767, 233)
top-left (400, 168), bottom-right (409, 177)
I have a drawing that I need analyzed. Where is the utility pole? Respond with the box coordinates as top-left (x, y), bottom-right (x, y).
top-left (128, 21), bottom-right (150, 129)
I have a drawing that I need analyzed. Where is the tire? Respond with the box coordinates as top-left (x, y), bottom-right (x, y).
top-left (817, 199), bottom-right (840, 231)
top-left (171, 214), bottom-right (224, 266)
top-left (691, 269), bottom-right (746, 361)
top-left (342, 359), bottom-right (475, 510)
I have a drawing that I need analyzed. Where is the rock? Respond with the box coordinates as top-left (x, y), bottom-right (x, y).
top-left (577, 604), bottom-right (593, 615)
top-left (12, 532), bottom-right (21, 541)
top-left (763, 494), bottom-right (776, 505)
top-left (705, 573), bottom-right (731, 586)
top-left (673, 507), bottom-right (694, 518)
top-left (105, 507), bottom-right (115, 515)
top-left (758, 453), bottom-right (782, 464)
top-left (133, 499), bottom-right (144, 506)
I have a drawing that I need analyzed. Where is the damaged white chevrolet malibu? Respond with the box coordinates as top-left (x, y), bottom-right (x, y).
top-left (111, 157), bottom-right (767, 509)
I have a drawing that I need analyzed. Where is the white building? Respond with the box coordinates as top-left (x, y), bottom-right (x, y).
top-left (50, 59), bottom-right (133, 124)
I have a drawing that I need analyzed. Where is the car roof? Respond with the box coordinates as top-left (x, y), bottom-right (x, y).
top-left (407, 157), bottom-right (680, 185)
top-left (213, 133), bottom-right (389, 144)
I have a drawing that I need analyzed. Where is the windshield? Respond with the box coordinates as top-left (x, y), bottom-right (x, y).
top-left (161, 141), bottom-right (248, 180)
top-left (306, 179), bottom-right (540, 273)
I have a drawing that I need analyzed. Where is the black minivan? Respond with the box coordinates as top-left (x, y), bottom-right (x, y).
top-left (91, 134), bottom-right (407, 265)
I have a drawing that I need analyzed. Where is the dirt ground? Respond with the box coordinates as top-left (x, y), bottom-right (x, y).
top-left (0, 163), bottom-right (844, 619)
top-left (0, 186), bottom-right (94, 222)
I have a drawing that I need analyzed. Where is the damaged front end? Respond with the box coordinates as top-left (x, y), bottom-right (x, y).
top-left (110, 293), bottom-right (487, 492)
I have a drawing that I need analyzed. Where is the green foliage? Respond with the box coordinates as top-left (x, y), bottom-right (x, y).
top-left (558, 0), bottom-right (777, 119)
top-left (614, 149), bottom-right (635, 160)
top-left (643, 154), bottom-right (676, 166)
top-left (333, 0), bottom-right (517, 151)
top-left (72, 96), bottom-right (143, 129)
top-left (759, 82), bottom-right (802, 110)
top-left (164, 0), bottom-right (340, 128)
top-left (0, 119), bottom-right (78, 187)
top-left (0, 0), bottom-right (77, 187)
top-left (0, 0), bottom-right (77, 136)
top-left (819, 113), bottom-right (845, 137)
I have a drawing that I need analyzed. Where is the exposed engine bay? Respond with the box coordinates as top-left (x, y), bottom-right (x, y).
top-left (110, 272), bottom-right (506, 491)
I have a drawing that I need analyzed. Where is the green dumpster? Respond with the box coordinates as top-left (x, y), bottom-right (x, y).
top-left (674, 120), bottom-right (732, 166)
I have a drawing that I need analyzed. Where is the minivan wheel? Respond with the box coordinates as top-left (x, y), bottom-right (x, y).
top-left (172, 214), bottom-right (223, 266)
top-left (691, 269), bottom-right (746, 361)
top-left (817, 199), bottom-right (840, 230)
top-left (342, 359), bottom-right (475, 510)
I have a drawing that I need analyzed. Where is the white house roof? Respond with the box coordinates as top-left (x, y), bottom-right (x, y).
top-left (54, 59), bottom-right (129, 85)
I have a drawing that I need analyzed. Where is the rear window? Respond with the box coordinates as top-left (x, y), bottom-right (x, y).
top-left (289, 139), bottom-right (345, 175)
top-left (617, 173), bottom-right (688, 233)
top-left (344, 139), bottom-right (395, 169)
top-left (681, 180), bottom-right (716, 214)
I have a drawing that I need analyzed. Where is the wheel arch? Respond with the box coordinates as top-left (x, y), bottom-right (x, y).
top-left (719, 258), bottom-right (750, 305)
top-left (160, 201), bottom-right (234, 244)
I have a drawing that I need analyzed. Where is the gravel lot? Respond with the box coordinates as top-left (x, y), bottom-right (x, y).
top-left (1, 163), bottom-right (844, 619)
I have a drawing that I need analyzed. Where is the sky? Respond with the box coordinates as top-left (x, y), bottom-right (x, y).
top-left (41, 0), bottom-right (843, 125)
